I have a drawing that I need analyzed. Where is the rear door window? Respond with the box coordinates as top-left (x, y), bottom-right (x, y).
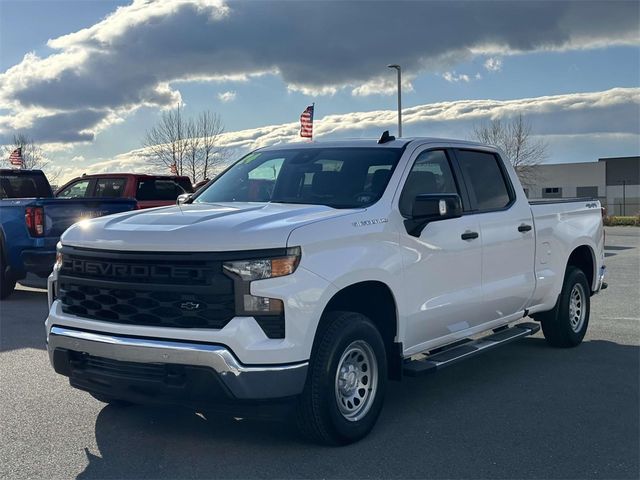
top-left (136, 179), bottom-right (188, 201)
top-left (94, 178), bottom-right (126, 198)
top-left (456, 150), bottom-right (513, 211)
top-left (57, 179), bottom-right (93, 198)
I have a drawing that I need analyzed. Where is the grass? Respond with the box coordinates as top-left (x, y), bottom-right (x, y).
top-left (604, 216), bottom-right (640, 226)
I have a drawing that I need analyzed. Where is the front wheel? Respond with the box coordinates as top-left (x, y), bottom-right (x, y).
top-left (539, 266), bottom-right (591, 348)
top-left (296, 311), bottom-right (387, 445)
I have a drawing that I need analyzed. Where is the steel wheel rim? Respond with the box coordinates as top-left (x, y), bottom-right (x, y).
top-left (334, 340), bottom-right (378, 422)
top-left (569, 283), bottom-right (586, 333)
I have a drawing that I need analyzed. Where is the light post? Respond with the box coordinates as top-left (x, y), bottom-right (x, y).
top-left (387, 64), bottom-right (402, 137)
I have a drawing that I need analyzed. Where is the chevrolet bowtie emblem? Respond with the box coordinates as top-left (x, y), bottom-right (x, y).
top-left (179, 301), bottom-right (201, 311)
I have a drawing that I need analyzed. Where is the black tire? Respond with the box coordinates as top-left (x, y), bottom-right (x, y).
top-left (540, 266), bottom-right (590, 348)
top-left (296, 311), bottom-right (387, 445)
top-left (0, 249), bottom-right (16, 300)
top-left (90, 393), bottom-right (133, 407)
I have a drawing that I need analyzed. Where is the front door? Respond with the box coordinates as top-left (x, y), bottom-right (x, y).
top-left (398, 148), bottom-right (484, 355)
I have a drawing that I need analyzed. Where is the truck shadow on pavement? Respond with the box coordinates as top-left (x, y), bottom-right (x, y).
top-left (79, 337), bottom-right (639, 480)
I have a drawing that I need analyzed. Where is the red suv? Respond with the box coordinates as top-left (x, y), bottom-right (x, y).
top-left (55, 174), bottom-right (194, 209)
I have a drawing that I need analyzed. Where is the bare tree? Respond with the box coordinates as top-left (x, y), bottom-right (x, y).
top-left (197, 111), bottom-right (227, 181)
top-left (471, 114), bottom-right (547, 185)
top-left (184, 119), bottom-right (201, 182)
top-left (2, 133), bottom-right (62, 184)
top-left (143, 107), bottom-right (188, 177)
top-left (143, 108), bottom-right (228, 183)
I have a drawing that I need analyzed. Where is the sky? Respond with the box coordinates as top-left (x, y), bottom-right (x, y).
top-left (0, 0), bottom-right (638, 183)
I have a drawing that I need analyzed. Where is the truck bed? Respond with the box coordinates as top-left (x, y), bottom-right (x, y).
top-left (527, 198), bottom-right (605, 314)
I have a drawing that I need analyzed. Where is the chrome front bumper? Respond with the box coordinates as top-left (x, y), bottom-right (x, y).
top-left (47, 326), bottom-right (308, 400)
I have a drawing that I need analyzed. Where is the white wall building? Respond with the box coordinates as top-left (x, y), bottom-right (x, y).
top-left (522, 156), bottom-right (639, 216)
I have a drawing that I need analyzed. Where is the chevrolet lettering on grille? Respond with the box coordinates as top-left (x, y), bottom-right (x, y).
top-left (64, 259), bottom-right (208, 281)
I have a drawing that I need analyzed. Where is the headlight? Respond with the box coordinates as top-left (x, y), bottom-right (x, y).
top-left (223, 247), bottom-right (300, 281)
top-left (223, 247), bottom-right (300, 317)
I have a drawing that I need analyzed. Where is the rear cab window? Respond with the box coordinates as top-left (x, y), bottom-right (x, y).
top-left (0, 172), bottom-right (52, 198)
top-left (455, 150), bottom-right (513, 212)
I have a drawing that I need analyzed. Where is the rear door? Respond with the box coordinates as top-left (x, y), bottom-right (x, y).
top-left (453, 149), bottom-right (535, 324)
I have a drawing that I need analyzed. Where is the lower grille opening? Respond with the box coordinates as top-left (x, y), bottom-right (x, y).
top-left (69, 351), bottom-right (172, 382)
top-left (254, 316), bottom-right (285, 339)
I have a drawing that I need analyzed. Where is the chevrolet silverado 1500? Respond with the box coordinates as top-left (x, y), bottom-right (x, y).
top-left (46, 136), bottom-right (606, 444)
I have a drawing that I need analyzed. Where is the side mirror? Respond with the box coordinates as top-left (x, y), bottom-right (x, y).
top-left (176, 193), bottom-right (192, 205)
top-left (405, 194), bottom-right (463, 237)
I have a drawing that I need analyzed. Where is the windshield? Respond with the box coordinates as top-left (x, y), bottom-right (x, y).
top-left (194, 147), bottom-right (403, 208)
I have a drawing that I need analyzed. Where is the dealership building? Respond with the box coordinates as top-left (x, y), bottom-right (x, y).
top-left (522, 156), bottom-right (640, 216)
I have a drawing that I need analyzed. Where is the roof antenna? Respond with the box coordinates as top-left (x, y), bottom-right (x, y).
top-left (377, 130), bottom-right (396, 144)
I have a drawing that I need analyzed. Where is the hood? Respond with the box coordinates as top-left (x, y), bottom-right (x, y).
top-left (61, 202), bottom-right (359, 252)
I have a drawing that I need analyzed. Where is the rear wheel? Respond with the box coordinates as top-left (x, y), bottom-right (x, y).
top-left (539, 266), bottom-right (590, 347)
top-left (296, 311), bottom-right (387, 445)
top-left (0, 249), bottom-right (16, 300)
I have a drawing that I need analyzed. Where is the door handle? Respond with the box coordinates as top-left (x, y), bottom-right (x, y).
top-left (461, 231), bottom-right (479, 240)
top-left (518, 224), bottom-right (532, 233)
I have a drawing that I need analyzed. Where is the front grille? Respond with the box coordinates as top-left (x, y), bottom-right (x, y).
top-left (59, 248), bottom-right (236, 330)
top-left (60, 283), bottom-right (235, 328)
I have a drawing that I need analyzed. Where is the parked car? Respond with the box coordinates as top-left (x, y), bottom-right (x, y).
top-left (0, 169), bottom-right (137, 299)
top-left (46, 136), bottom-right (606, 444)
top-left (55, 173), bottom-right (194, 209)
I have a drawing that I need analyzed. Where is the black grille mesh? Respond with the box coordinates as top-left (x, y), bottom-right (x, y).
top-left (60, 283), bottom-right (235, 329)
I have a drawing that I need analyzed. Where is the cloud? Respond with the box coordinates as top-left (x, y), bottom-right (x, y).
top-left (217, 91), bottom-right (237, 102)
top-left (0, 0), bottom-right (637, 145)
top-left (442, 72), bottom-right (472, 83)
top-left (56, 87), bottom-right (638, 183)
top-left (484, 57), bottom-right (503, 72)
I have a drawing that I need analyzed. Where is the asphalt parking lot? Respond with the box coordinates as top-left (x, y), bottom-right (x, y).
top-left (1, 227), bottom-right (638, 479)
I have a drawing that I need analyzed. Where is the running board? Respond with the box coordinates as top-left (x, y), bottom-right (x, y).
top-left (403, 322), bottom-right (540, 377)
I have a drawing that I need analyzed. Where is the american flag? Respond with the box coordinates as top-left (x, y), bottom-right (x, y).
top-left (300, 105), bottom-right (314, 139)
top-left (170, 162), bottom-right (178, 175)
top-left (8, 147), bottom-right (24, 168)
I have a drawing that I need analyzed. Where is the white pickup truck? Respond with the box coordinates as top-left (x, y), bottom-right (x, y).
top-left (46, 135), bottom-right (606, 445)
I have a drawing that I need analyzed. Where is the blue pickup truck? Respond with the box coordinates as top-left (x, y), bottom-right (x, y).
top-left (1, 169), bottom-right (137, 299)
